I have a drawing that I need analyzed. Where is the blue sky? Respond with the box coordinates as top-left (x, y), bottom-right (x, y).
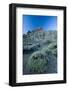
top-left (23, 15), bottom-right (57, 34)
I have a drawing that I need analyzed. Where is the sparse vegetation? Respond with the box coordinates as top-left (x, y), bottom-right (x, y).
top-left (23, 28), bottom-right (57, 74)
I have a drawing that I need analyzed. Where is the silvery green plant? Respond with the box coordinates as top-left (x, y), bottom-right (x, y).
top-left (28, 51), bottom-right (48, 73)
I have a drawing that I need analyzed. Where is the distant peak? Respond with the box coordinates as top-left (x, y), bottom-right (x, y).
top-left (33, 27), bottom-right (44, 32)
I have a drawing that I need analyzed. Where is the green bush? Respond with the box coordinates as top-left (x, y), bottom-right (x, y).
top-left (41, 41), bottom-right (57, 58)
top-left (28, 51), bottom-right (48, 73)
top-left (48, 42), bottom-right (57, 49)
top-left (47, 42), bottom-right (57, 57)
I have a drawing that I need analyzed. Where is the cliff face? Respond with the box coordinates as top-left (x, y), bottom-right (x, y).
top-left (23, 28), bottom-right (57, 50)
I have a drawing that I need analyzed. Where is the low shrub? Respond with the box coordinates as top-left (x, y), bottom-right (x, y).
top-left (28, 51), bottom-right (48, 73)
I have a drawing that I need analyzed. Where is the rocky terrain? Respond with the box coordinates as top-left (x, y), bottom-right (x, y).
top-left (23, 28), bottom-right (57, 75)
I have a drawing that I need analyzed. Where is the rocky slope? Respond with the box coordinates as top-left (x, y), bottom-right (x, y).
top-left (23, 28), bottom-right (57, 51)
top-left (23, 28), bottom-right (57, 75)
